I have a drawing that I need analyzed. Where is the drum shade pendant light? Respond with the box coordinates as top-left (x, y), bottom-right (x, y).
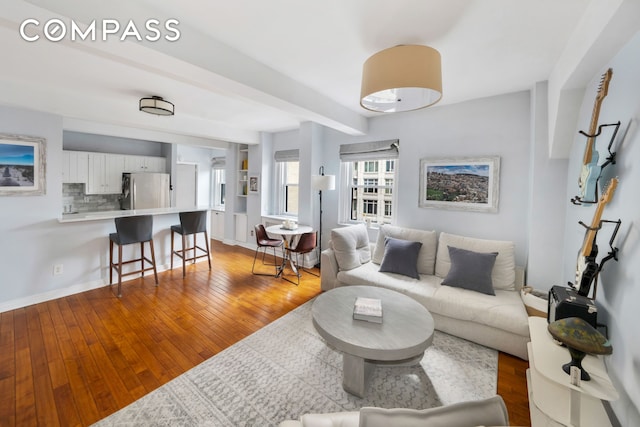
top-left (139, 96), bottom-right (174, 116)
top-left (360, 45), bottom-right (442, 113)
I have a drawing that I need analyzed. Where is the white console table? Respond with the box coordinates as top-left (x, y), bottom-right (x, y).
top-left (527, 317), bottom-right (618, 426)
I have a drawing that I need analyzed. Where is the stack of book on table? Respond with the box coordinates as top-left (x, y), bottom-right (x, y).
top-left (353, 297), bottom-right (383, 323)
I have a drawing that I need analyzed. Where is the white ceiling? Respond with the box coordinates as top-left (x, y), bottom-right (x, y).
top-left (0, 0), bottom-right (630, 151)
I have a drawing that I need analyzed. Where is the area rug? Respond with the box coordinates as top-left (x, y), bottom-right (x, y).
top-left (93, 299), bottom-right (497, 426)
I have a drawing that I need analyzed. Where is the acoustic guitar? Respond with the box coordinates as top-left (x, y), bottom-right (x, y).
top-left (575, 177), bottom-right (618, 296)
top-left (578, 68), bottom-right (613, 203)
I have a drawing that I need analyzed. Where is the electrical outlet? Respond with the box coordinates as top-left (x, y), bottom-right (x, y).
top-left (250, 230), bottom-right (254, 236)
top-left (53, 264), bottom-right (64, 275)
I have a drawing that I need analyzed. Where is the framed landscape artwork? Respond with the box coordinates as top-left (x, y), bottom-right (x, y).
top-left (0, 134), bottom-right (46, 196)
top-left (419, 156), bottom-right (500, 212)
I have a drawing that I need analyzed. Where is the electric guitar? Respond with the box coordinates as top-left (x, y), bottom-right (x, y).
top-left (575, 177), bottom-right (618, 296)
top-left (578, 68), bottom-right (613, 203)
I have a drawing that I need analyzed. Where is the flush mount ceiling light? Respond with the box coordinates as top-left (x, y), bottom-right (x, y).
top-left (360, 45), bottom-right (442, 113)
top-left (139, 96), bottom-right (174, 116)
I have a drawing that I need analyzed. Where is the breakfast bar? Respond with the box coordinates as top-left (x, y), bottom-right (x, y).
top-left (54, 207), bottom-right (214, 296)
top-left (58, 206), bottom-right (211, 223)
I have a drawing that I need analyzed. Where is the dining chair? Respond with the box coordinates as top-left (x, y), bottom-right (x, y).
top-left (109, 215), bottom-right (158, 297)
top-left (252, 224), bottom-right (284, 276)
top-left (283, 231), bottom-right (318, 285)
top-left (170, 210), bottom-right (211, 277)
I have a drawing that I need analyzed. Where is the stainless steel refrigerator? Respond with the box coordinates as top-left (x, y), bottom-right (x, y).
top-left (120, 172), bottom-right (171, 210)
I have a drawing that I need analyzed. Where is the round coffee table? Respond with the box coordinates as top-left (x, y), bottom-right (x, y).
top-left (312, 285), bottom-right (434, 397)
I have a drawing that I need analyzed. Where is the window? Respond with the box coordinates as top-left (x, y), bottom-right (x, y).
top-left (341, 159), bottom-right (397, 225)
top-left (339, 139), bottom-right (399, 226)
top-left (384, 200), bottom-right (392, 217)
top-left (274, 149), bottom-right (300, 216)
top-left (363, 199), bottom-right (378, 215)
top-left (386, 160), bottom-right (395, 172)
top-left (385, 178), bottom-right (393, 195)
top-left (363, 178), bottom-right (378, 193)
top-left (284, 161), bottom-right (299, 214)
top-left (364, 161), bottom-right (378, 173)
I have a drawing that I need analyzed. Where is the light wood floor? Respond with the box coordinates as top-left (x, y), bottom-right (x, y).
top-left (0, 240), bottom-right (530, 426)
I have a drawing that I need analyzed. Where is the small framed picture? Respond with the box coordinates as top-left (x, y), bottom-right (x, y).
top-left (248, 174), bottom-right (259, 194)
top-left (0, 134), bottom-right (46, 196)
top-left (419, 156), bottom-right (500, 212)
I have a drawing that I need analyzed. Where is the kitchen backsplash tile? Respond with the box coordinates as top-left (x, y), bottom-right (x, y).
top-left (62, 183), bottom-right (120, 213)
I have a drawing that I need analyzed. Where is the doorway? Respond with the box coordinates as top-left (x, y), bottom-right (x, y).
top-left (176, 163), bottom-right (197, 208)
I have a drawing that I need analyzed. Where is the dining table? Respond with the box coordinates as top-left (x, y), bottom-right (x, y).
top-left (265, 223), bottom-right (314, 278)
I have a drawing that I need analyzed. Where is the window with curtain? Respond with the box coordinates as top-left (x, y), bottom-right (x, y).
top-left (274, 149), bottom-right (300, 216)
top-left (339, 140), bottom-right (399, 226)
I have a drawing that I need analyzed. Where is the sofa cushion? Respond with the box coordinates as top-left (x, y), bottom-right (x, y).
top-left (441, 246), bottom-right (498, 295)
top-left (378, 237), bottom-right (422, 279)
top-left (359, 395), bottom-right (509, 427)
top-left (435, 232), bottom-right (516, 291)
top-left (337, 262), bottom-right (440, 300)
top-left (424, 283), bottom-right (530, 337)
top-left (372, 225), bottom-right (437, 275)
top-left (331, 224), bottom-right (371, 271)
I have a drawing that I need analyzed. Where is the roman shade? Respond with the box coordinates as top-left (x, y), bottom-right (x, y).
top-left (274, 149), bottom-right (300, 162)
top-left (339, 139), bottom-right (399, 161)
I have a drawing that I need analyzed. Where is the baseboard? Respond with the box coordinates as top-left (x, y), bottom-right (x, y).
top-left (0, 278), bottom-right (108, 314)
top-left (0, 261), bottom-right (208, 313)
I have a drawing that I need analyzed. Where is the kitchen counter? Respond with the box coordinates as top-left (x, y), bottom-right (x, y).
top-left (59, 206), bottom-right (214, 223)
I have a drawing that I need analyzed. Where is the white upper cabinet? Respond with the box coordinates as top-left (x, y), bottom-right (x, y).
top-left (123, 155), bottom-right (166, 173)
top-left (86, 153), bottom-right (125, 194)
top-left (62, 151), bottom-right (89, 184)
top-left (64, 151), bottom-right (166, 194)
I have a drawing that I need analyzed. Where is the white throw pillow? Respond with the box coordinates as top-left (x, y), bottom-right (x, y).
top-left (330, 224), bottom-right (371, 271)
top-left (372, 225), bottom-right (437, 275)
top-left (435, 232), bottom-right (516, 291)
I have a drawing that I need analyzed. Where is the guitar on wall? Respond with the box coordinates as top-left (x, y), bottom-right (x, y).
top-left (575, 177), bottom-right (618, 296)
top-left (577, 68), bottom-right (613, 204)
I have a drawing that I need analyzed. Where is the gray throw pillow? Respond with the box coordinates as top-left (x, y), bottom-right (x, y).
top-left (378, 237), bottom-right (422, 279)
top-left (441, 246), bottom-right (498, 295)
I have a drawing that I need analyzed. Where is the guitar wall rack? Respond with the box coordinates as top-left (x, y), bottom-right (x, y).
top-left (571, 121), bottom-right (621, 205)
top-left (571, 218), bottom-right (621, 300)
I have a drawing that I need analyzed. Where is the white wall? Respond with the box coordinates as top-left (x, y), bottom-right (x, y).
top-left (318, 91), bottom-right (533, 267)
top-left (527, 82), bottom-right (570, 288)
top-left (561, 31), bottom-right (640, 426)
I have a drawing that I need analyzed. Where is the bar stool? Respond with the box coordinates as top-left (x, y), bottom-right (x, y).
top-left (109, 215), bottom-right (158, 297)
top-left (171, 210), bottom-right (211, 277)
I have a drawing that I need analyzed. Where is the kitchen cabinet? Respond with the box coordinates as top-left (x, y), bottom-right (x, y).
top-left (86, 153), bottom-right (125, 194)
top-left (123, 155), bottom-right (166, 173)
top-left (211, 210), bottom-right (225, 241)
top-left (62, 151), bottom-right (89, 184)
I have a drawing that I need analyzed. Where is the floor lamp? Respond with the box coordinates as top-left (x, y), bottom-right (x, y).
top-left (311, 166), bottom-right (335, 268)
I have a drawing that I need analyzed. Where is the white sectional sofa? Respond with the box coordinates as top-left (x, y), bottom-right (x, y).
top-left (320, 224), bottom-right (530, 360)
